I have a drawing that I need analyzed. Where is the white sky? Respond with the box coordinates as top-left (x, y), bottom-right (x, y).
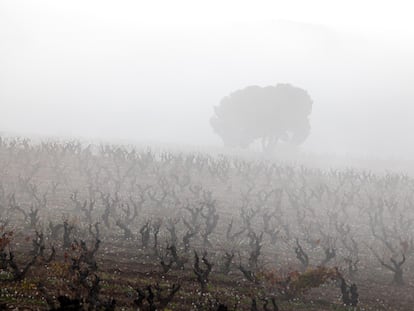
top-left (3, 0), bottom-right (411, 30)
top-left (4, 0), bottom-right (409, 31)
top-left (1, 1), bottom-right (414, 156)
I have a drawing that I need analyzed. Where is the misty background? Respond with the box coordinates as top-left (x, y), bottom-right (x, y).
top-left (1, 0), bottom-right (414, 157)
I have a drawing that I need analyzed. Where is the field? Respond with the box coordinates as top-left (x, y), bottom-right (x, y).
top-left (0, 136), bottom-right (413, 310)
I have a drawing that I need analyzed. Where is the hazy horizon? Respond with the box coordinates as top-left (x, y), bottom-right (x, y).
top-left (1, 1), bottom-right (414, 158)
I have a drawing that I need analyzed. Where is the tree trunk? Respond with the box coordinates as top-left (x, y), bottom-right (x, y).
top-left (261, 136), bottom-right (278, 154)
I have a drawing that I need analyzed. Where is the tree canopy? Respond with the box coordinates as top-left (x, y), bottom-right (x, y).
top-left (210, 84), bottom-right (312, 152)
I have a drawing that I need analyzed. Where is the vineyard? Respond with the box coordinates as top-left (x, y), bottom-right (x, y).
top-left (0, 136), bottom-right (413, 310)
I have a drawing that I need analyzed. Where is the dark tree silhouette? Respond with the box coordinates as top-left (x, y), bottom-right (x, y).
top-left (210, 84), bottom-right (312, 152)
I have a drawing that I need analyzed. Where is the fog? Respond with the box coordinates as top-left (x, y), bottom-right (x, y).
top-left (3, 3), bottom-right (414, 308)
top-left (1, 0), bottom-right (414, 157)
